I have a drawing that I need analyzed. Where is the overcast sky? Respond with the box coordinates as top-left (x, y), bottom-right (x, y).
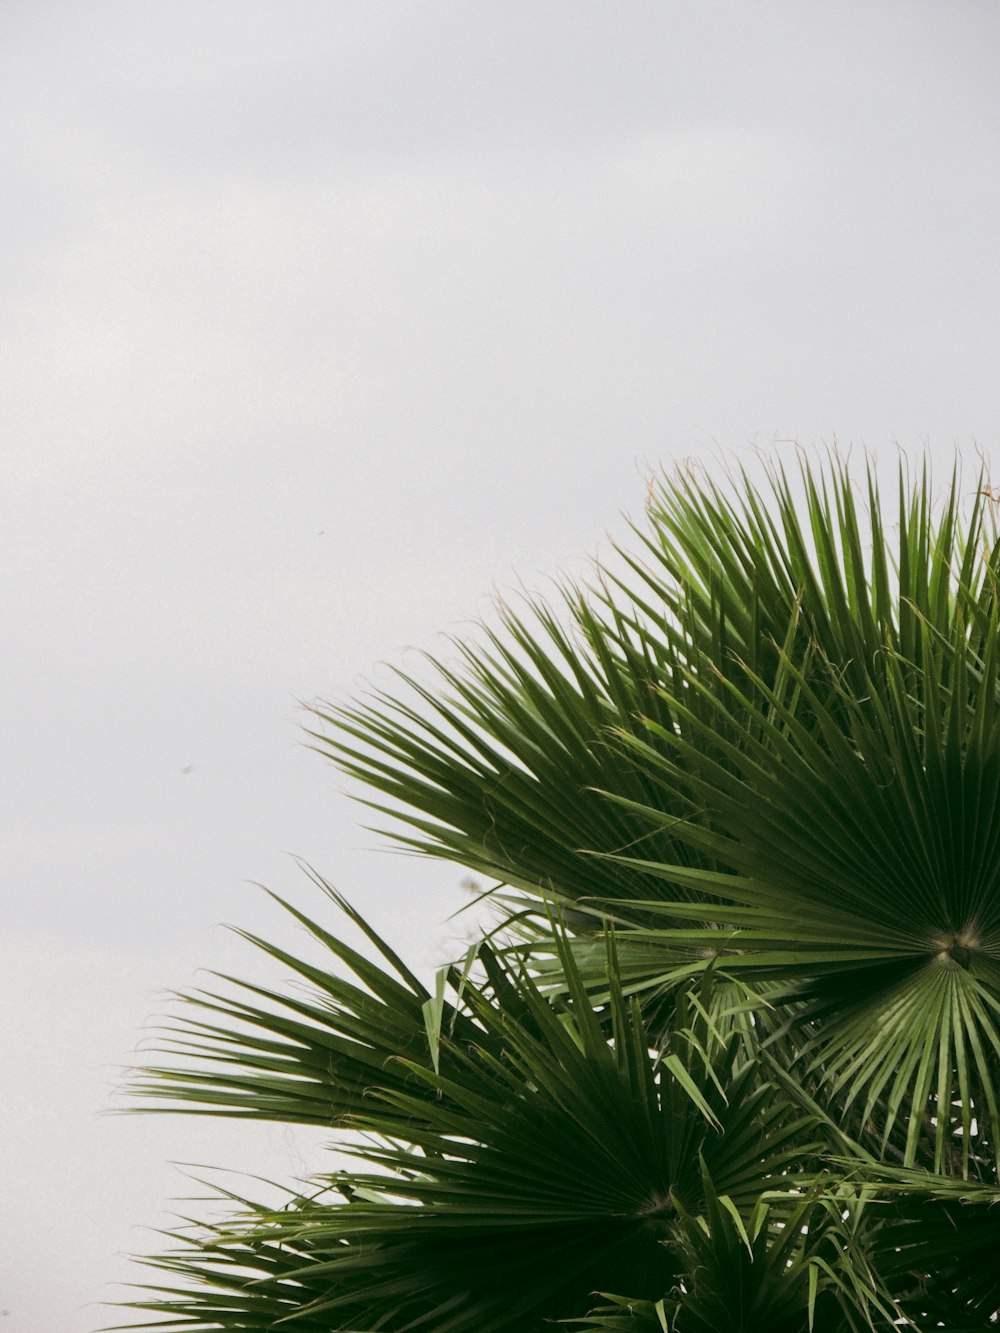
top-left (2, 3), bottom-right (999, 1329)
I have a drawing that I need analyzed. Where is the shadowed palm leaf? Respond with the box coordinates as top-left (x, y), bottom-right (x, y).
top-left (569, 1173), bottom-right (894, 1333)
top-left (124, 887), bottom-right (818, 1330)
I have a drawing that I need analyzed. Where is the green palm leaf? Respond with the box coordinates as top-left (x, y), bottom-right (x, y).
top-left (124, 890), bottom-right (819, 1331)
top-left (570, 1173), bottom-right (896, 1333)
top-left (592, 598), bottom-right (1000, 1171)
top-left (308, 456), bottom-right (999, 937)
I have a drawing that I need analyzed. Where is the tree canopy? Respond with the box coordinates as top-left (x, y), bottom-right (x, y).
top-left (121, 453), bottom-right (1000, 1332)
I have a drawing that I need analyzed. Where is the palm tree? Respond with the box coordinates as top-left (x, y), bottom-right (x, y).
top-left (122, 453), bottom-right (1000, 1331)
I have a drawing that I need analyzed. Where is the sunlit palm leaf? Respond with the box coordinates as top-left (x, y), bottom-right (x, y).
top-left (308, 456), bottom-right (999, 941)
top-left (309, 596), bottom-right (712, 922)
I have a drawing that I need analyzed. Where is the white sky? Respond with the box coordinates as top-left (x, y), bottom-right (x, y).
top-left (2, 2), bottom-right (999, 1328)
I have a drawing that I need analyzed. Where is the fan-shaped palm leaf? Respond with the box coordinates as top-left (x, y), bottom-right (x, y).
top-left (593, 592), bottom-right (1000, 1172)
top-left (125, 885), bottom-right (819, 1331)
top-left (308, 455), bottom-right (999, 940)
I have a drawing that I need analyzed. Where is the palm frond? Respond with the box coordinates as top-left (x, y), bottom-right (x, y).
top-left (124, 891), bottom-right (819, 1331)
